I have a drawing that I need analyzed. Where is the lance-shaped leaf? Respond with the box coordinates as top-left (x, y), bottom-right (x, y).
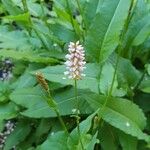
top-left (85, 0), bottom-right (132, 62)
top-left (85, 93), bottom-right (149, 142)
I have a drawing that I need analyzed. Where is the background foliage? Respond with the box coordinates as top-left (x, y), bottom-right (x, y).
top-left (0, 0), bottom-right (150, 149)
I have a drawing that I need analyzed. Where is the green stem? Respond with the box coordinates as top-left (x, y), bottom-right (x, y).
top-left (46, 90), bottom-right (69, 135)
top-left (54, 108), bottom-right (69, 135)
top-left (97, 64), bottom-right (103, 94)
top-left (74, 80), bottom-right (84, 150)
top-left (100, 55), bottom-right (119, 114)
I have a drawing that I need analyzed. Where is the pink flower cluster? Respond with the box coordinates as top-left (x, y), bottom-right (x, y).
top-left (64, 41), bottom-right (86, 80)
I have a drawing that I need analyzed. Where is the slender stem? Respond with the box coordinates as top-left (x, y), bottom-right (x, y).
top-left (100, 55), bottom-right (119, 114)
top-left (74, 80), bottom-right (84, 150)
top-left (97, 64), bottom-right (103, 94)
top-left (54, 108), bottom-right (69, 135)
top-left (46, 89), bottom-right (69, 136)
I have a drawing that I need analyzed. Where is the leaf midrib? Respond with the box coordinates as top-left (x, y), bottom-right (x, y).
top-left (98, 0), bottom-right (122, 62)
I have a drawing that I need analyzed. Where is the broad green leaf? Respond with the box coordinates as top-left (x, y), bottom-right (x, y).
top-left (67, 112), bottom-right (98, 150)
top-left (111, 55), bottom-right (141, 88)
top-left (0, 49), bottom-right (59, 64)
top-left (50, 23), bottom-right (78, 43)
top-left (11, 65), bottom-right (43, 89)
top-left (36, 131), bottom-right (68, 150)
top-left (35, 62), bottom-right (126, 96)
top-left (82, 0), bottom-right (99, 29)
top-left (53, 0), bottom-right (81, 37)
top-left (122, 0), bottom-right (149, 52)
top-left (100, 62), bottom-right (117, 94)
top-left (4, 120), bottom-right (31, 150)
top-left (12, 0), bottom-right (49, 17)
top-left (35, 119), bottom-right (51, 141)
top-left (12, 71), bottom-right (36, 89)
top-left (85, 93), bottom-right (149, 142)
top-left (27, 0), bottom-right (49, 17)
top-left (99, 124), bottom-right (118, 150)
top-left (85, 0), bottom-right (132, 62)
top-left (0, 81), bottom-right (10, 103)
top-left (3, 12), bottom-right (30, 25)
top-left (0, 31), bottom-right (32, 50)
top-left (132, 15), bottom-right (150, 46)
top-left (1, 0), bottom-right (22, 15)
top-left (0, 102), bottom-right (18, 120)
top-left (10, 87), bottom-right (92, 118)
top-left (118, 131), bottom-right (138, 150)
top-left (33, 63), bottom-right (99, 93)
top-left (140, 87), bottom-right (150, 94)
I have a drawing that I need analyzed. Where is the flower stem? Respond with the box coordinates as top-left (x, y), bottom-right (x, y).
top-left (74, 80), bottom-right (84, 150)
top-left (47, 90), bottom-right (69, 136)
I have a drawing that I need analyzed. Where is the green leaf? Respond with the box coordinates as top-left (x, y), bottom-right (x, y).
top-left (0, 31), bottom-right (32, 50)
top-left (123, 0), bottom-right (149, 50)
top-left (132, 19), bottom-right (150, 46)
top-left (118, 131), bottom-right (138, 150)
top-left (99, 124), bottom-right (118, 150)
top-left (140, 87), bottom-right (150, 94)
top-left (85, 93), bottom-right (149, 142)
top-left (4, 120), bottom-right (31, 150)
top-left (111, 55), bottom-right (141, 88)
top-left (0, 81), bottom-right (11, 103)
top-left (100, 62), bottom-right (117, 94)
top-left (1, 0), bottom-right (22, 15)
top-left (10, 87), bottom-right (92, 118)
top-left (0, 102), bottom-right (18, 120)
top-left (27, 0), bottom-right (48, 17)
top-left (35, 119), bottom-right (51, 140)
top-left (85, 0), bottom-right (132, 62)
top-left (0, 49), bottom-right (59, 64)
top-left (33, 63), bottom-right (99, 93)
top-left (3, 12), bottom-right (30, 25)
top-left (67, 112), bottom-right (98, 150)
top-left (36, 131), bottom-right (68, 150)
top-left (82, 0), bottom-right (99, 29)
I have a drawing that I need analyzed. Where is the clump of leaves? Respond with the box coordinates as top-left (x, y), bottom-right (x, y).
top-left (0, 0), bottom-right (150, 150)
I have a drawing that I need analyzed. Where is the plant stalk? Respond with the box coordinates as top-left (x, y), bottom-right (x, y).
top-left (74, 80), bottom-right (84, 150)
top-left (47, 90), bottom-right (69, 136)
